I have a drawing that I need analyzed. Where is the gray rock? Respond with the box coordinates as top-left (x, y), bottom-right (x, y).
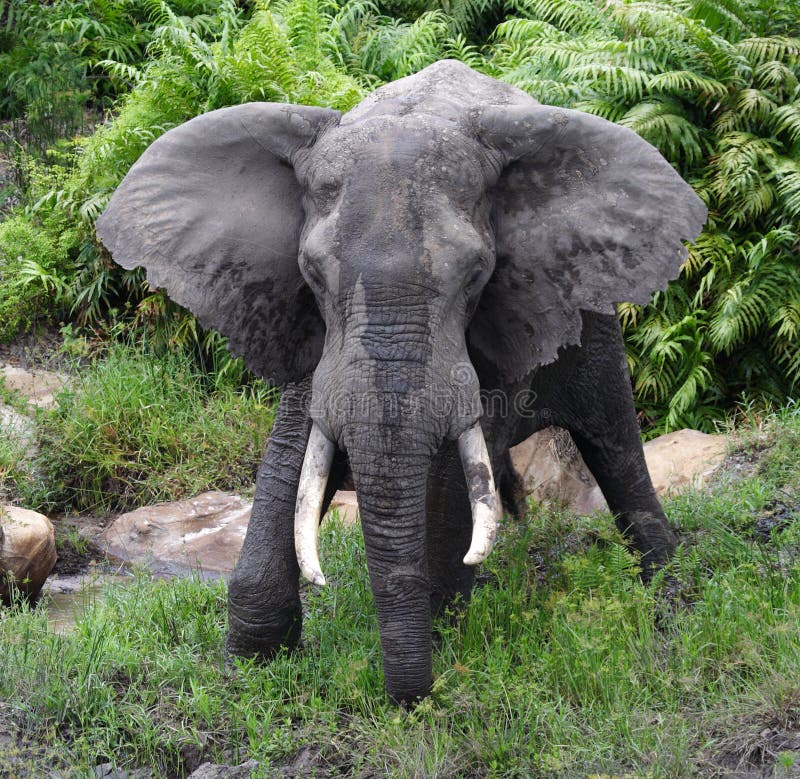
top-left (0, 363), bottom-right (69, 409)
top-left (187, 760), bottom-right (259, 778)
top-left (100, 489), bottom-right (359, 576)
top-left (100, 492), bottom-right (251, 577)
top-left (326, 490), bottom-right (359, 526)
top-left (0, 506), bottom-right (57, 604)
top-left (92, 763), bottom-right (154, 778)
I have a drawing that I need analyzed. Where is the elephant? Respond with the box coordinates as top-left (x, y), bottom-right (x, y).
top-left (96, 60), bottom-right (707, 703)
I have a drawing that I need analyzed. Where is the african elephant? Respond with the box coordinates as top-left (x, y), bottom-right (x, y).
top-left (96, 60), bottom-right (707, 703)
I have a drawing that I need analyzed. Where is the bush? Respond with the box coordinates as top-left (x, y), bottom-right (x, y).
top-left (0, 215), bottom-right (74, 341)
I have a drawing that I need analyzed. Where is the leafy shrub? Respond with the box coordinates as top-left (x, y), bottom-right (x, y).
top-left (0, 215), bottom-right (75, 341)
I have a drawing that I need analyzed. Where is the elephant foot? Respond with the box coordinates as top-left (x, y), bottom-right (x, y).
top-left (225, 598), bottom-right (302, 662)
top-left (617, 510), bottom-right (678, 582)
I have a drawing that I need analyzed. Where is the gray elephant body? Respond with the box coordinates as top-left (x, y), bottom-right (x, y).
top-left (97, 61), bottom-right (707, 703)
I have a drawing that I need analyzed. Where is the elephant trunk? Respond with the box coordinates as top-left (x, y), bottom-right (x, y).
top-left (345, 425), bottom-right (434, 703)
top-left (293, 422), bottom-right (499, 593)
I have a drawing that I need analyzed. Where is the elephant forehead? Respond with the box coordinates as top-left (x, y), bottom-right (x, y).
top-left (340, 59), bottom-right (535, 126)
top-left (300, 118), bottom-right (488, 203)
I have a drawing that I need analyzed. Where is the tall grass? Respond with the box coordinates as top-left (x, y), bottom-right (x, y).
top-left (0, 342), bottom-right (277, 512)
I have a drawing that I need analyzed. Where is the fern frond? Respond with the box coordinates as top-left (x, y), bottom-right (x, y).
top-left (497, 65), bottom-right (586, 105)
top-left (708, 280), bottom-right (769, 351)
top-left (442, 34), bottom-right (485, 69)
top-left (684, 0), bottom-right (749, 41)
top-left (770, 301), bottom-right (800, 342)
top-left (754, 60), bottom-right (799, 94)
top-left (776, 343), bottom-right (800, 385)
top-left (360, 11), bottom-right (448, 80)
top-left (618, 98), bottom-right (704, 165)
top-left (773, 100), bottom-right (800, 145)
top-left (648, 69), bottom-right (728, 101)
top-left (664, 354), bottom-right (714, 428)
top-left (507, 0), bottom-right (612, 35)
top-left (572, 96), bottom-right (628, 122)
top-left (733, 86), bottom-right (776, 123)
top-left (561, 63), bottom-right (652, 101)
top-left (736, 36), bottom-right (800, 66)
top-left (774, 161), bottom-right (800, 219)
top-left (490, 17), bottom-right (564, 44)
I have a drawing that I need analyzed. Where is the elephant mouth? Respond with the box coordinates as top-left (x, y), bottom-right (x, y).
top-left (293, 421), bottom-right (500, 585)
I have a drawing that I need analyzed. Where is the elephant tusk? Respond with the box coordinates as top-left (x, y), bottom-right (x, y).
top-left (458, 423), bottom-right (500, 566)
top-left (294, 422), bottom-right (335, 586)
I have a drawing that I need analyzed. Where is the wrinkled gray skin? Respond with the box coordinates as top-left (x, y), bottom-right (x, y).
top-left (96, 61), bottom-right (707, 704)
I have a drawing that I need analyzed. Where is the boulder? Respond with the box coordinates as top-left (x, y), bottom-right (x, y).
top-left (326, 490), bottom-right (359, 526)
top-left (187, 761), bottom-right (259, 779)
top-left (100, 489), bottom-right (362, 576)
top-left (0, 363), bottom-right (69, 409)
top-left (510, 427), bottom-right (728, 514)
top-left (0, 506), bottom-right (57, 604)
top-left (100, 492), bottom-right (251, 577)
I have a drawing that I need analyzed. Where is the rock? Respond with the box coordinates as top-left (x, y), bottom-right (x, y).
top-left (326, 490), bottom-right (359, 526)
top-left (187, 760), bottom-right (259, 778)
top-left (91, 763), bottom-right (154, 778)
top-left (100, 492), bottom-right (251, 577)
top-left (100, 489), bottom-right (360, 576)
top-left (0, 506), bottom-right (57, 604)
top-left (643, 428), bottom-right (729, 495)
top-left (0, 364), bottom-right (69, 409)
top-left (509, 428), bottom-right (602, 514)
top-left (0, 403), bottom-right (37, 460)
top-left (510, 427), bottom-right (728, 515)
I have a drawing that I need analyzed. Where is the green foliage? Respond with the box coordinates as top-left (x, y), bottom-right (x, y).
top-left (0, 215), bottom-right (75, 341)
top-left (6, 342), bottom-right (278, 512)
top-left (0, 0), bottom-right (223, 161)
top-left (2, 408), bottom-right (800, 776)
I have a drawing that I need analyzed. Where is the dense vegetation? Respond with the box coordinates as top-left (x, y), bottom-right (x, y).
top-left (1, 0), bottom-right (799, 436)
top-left (2, 406), bottom-right (800, 776)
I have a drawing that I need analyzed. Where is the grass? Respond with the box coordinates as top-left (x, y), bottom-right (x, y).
top-left (1, 407), bottom-right (799, 777)
top-left (0, 341), bottom-right (278, 512)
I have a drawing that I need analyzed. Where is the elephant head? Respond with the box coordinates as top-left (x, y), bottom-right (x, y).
top-left (97, 60), bottom-right (706, 701)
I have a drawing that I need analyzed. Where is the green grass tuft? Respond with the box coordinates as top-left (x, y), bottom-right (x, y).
top-left (1, 342), bottom-right (277, 513)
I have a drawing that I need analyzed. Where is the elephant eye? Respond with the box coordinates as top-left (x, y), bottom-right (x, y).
top-left (465, 263), bottom-right (488, 296)
top-left (310, 180), bottom-right (340, 209)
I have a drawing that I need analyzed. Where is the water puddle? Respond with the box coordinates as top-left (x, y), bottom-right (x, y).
top-left (43, 571), bottom-right (130, 633)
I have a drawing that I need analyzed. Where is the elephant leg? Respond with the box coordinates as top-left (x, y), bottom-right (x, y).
top-left (426, 441), bottom-right (474, 620)
top-left (425, 421), bottom-right (519, 620)
top-left (226, 379), bottom-right (347, 659)
top-left (551, 315), bottom-right (677, 578)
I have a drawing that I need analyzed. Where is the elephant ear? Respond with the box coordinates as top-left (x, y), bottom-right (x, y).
top-left (468, 104), bottom-right (707, 382)
top-left (96, 102), bottom-right (340, 385)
